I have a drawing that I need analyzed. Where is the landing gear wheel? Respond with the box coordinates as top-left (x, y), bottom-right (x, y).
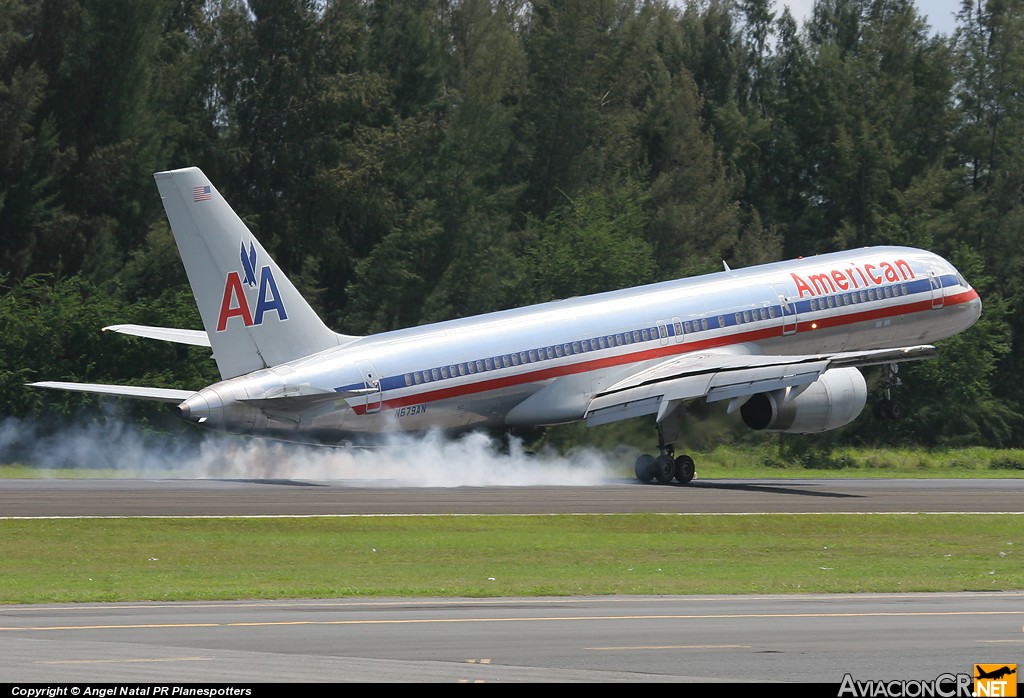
top-left (876, 364), bottom-right (906, 421)
top-left (634, 454), bottom-right (656, 484)
top-left (674, 454), bottom-right (695, 484)
top-left (873, 399), bottom-right (887, 419)
top-left (874, 398), bottom-right (905, 420)
top-left (653, 454), bottom-right (676, 484)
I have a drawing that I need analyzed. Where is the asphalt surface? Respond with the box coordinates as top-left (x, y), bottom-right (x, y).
top-left (1, 478), bottom-right (1021, 683)
top-left (1, 593), bottom-right (1022, 683)
top-left (1, 477), bottom-right (1023, 516)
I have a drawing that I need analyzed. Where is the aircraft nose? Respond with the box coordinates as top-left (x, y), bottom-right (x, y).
top-left (970, 294), bottom-right (983, 322)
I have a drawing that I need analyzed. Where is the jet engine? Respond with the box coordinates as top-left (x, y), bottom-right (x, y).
top-left (739, 367), bottom-right (867, 433)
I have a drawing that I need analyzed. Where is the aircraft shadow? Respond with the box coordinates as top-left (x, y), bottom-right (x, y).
top-left (682, 480), bottom-right (861, 498)
top-left (217, 478), bottom-right (329, 487)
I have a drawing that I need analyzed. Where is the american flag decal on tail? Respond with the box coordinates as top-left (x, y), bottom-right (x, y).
top-left (193, 185), bottom-right (212, 202)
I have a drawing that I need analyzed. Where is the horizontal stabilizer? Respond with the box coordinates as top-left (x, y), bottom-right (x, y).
top-left (236, 387), bottom-right (378, 425)
top-left (104, 324), bottom-right (211, 347)
top-left (238, 387), bottom-right (377, 409)
top-left (28, 381), bottom-right (195, 403)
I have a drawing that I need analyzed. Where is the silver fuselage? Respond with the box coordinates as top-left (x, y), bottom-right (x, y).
top-left (180, 246), bottom-right (981, 442)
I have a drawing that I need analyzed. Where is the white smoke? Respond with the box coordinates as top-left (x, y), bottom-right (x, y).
top-left (0, 413), bottom-right (624, 486)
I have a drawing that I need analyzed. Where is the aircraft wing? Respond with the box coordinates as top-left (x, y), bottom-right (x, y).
top-left (104, 324), bottom-right (211, 347)
top-left (28, 381), bottom-right (196, 403)
top-left (584, 345), bottom-right (937, 427)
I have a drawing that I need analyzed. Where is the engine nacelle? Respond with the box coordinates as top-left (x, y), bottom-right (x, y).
top-left (740, 367), bottom-right (867, 433)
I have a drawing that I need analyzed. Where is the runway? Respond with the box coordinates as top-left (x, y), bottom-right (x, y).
top-left (2, 477), bottom-right (1023, 516)
top-left (2, 593), bottom-right (1022, 683)
top-left (2, 478), bottom-right (1022, 683)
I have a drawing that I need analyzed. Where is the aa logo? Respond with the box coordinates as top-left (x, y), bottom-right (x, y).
top-left (974, 664), bottom-right (1017, 697)
top-left (216, 239), bottom-right (288, 332)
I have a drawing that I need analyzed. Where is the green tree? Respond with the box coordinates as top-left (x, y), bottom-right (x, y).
top-left (520, 184), bottom-right (655, 302)
top-left (0, 0), bottom-right (74, 281)
top-left (949, 0), bottom-right (1024, 439)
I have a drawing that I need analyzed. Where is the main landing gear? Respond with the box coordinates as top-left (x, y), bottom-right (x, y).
top-left (634, 420), bottom-right (696, 485)
top-left (873, 363), bottom-right (905, 421)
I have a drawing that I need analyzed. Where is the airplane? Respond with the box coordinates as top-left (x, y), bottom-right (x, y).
top-left (975, 666), bottom-right (1016, 681)
top-left (30, 167), bottom-right (983, 484)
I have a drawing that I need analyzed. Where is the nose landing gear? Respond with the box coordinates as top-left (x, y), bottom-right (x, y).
top-left (874, 363), bottom-right (905, 421)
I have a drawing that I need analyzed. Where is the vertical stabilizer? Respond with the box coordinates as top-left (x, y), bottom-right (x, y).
top-left (154, 167), bottom-right (351, 379)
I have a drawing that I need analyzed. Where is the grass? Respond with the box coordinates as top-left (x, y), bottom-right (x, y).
top-left (0, 514), bottom-right (1020, 604)
top-left (2, 444), bottom-right (1021, 604)
top-left (690, 445), bottom-right (1024, 478)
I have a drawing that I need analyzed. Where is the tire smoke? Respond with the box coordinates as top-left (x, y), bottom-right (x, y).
top-left (0, 414), bottom-right (622, 487)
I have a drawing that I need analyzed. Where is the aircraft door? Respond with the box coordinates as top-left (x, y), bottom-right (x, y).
top-left (657, 320), bottom-right (670, 346)
top-left (355, 359), bottom-right (382, 414)
top-left (929, 268), bottom-right (945, 309)
top-left (771, 284), bottom-right (797, 335)
top-left (671, 316), bottom-right (685, 344)
top-left (777, 293), bottom-right (797, 335)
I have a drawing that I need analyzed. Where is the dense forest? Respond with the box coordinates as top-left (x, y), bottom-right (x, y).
top-left (1, 0), bottom-right (1021, 449)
